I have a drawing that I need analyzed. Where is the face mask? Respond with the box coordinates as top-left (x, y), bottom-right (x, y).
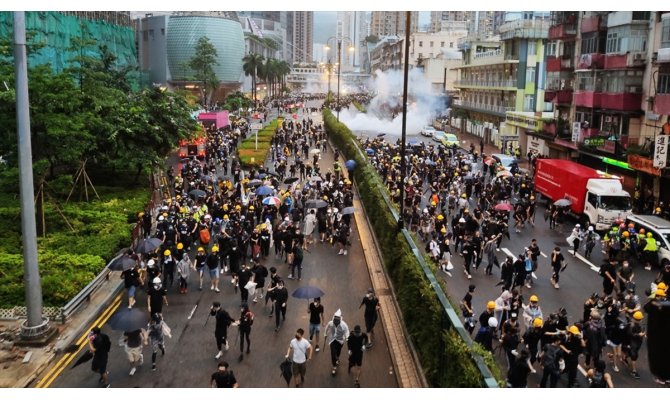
top-left (333, 317), bottom-right (341, 326)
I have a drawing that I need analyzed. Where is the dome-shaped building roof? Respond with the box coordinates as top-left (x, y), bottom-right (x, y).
top-left (166, 13), bottom-right (244, 84)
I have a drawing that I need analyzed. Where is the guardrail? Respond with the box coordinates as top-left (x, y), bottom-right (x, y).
top-left (349, 129), bottom-right (498, 387)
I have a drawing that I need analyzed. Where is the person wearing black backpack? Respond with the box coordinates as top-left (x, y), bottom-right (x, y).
top-left (539, 336), bottom-right (563, 388)
top-left (587, 359), bottom-right (613, 388)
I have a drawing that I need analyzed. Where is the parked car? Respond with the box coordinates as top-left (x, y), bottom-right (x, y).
top-left (432, 131), bottom-right (446, 143)
top-left (441, 133), bottom-right (459, 147)
top-left (490, 153), bottom-right (517, 172)
top-left (420, 126), bottom-right (436, 137)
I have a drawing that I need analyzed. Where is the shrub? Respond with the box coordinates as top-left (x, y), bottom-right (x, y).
top-left (237, 119), bottom-right (278, 168)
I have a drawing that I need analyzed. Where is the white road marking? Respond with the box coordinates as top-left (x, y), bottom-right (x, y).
top-left (540, 252), bottom-right (548, 258)
top-left (502, 247), bottom-right (537, 278)
top-left (568, 250), bottom-right (600, 273)
top-left (187, 304), bottom-right (198, 320)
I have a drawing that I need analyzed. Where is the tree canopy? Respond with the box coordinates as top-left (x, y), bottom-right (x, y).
top-left (189, 36), bottom-right (219, 107)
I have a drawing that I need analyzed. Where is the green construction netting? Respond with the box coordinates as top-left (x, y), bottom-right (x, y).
top-left (0, 11), bottom-right (138, 73)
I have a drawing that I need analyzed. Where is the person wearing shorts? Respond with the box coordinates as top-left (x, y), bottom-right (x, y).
top-left (285, 328), bottom-right (312, 388)
top-left (359, 288), bottom-right (380, 348)
top-left (308, 298), bottom-right (324, 352)
top-left (123, 328), bottom-right (145, 376)
top-left (347, 325), bottom-right (369, 387)
top-left (193, 247), bottom-right (207, 291)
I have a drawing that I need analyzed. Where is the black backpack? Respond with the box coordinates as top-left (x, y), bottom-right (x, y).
top-left (101, 333), bottom-right (112, 353)
top-left (590, 371), bottom-right (607, 388)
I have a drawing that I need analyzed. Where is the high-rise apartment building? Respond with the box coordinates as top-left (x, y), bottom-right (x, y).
top-left (292, 11), bottom-right (313, 63)
top-left (370, 11), bottom-right (418, 37)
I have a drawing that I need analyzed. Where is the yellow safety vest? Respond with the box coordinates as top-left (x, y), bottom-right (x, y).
top-left (645, 237), bottom-right (658, 252)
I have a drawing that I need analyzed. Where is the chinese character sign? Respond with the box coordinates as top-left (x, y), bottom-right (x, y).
top-left (654, 135), bottom-right (669, 168)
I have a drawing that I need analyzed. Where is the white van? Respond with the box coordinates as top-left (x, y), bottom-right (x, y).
top-left (625, 214), bottom-right (670, 265)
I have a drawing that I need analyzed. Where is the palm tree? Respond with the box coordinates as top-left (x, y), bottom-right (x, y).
top-left (260, 58), bottom-right (280, 99)
top-left (277, 60), bottom-right (291, 95)
top-left (242, 53), bottom-right (264, 108)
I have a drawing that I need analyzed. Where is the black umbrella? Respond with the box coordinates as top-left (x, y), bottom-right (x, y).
top-left (107, 308), bottom-right (149, 332)
top-left (305, 199), bottom-right (328, 209)
top-left (70, 349), bottom-right (93, 369)
top-left (284, 177), bottom-right (299, 184)
top-left (280, 358), bottom-right (293, 387)
top-left (135, 237), bottom-right (163, 254)
top-left (247, 179), bottom-right (263, 187)
top-left (108, 255), bottom-right (136, 272)
top-left (189, 189), bottom-right (206, 199)
top-left (291, 285), bottom-right (325, 299)
top-left (377, 133), bottom-right (386, 137)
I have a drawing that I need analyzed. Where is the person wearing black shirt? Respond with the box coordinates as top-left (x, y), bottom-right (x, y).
top-left (308, 297), bottom-right (325, 352)
top-left (600, 259), bottom-right (617, 296)
top-left (251, 263), bottom-right (268, 303)
top-left (147, 278), bottom-right (167, 318)
top-left (194, 247), bottom-right (207, 291)
top-left (121, 264), bottom-right (142, 309)
top-left (210, 302), bottom-right (236, 360)
top-left (550, 247), bottom-right (565, 289)
top-left (266, 267), bottom-right (281, 316)
top-left (506, 348), bottom-right (535, 388)
top-left (359, 289), bottom-right (380, 348)
top-left (237, 265), bottom-right (253, 305)
top-left (347, 325), bottom-right (369, 387)
top-left (206, 246), bottom-right (220, 292)
top-left (236, 304), bottom-right (254, 361)
top-left (88, 327), bottom-right (111, 387)
top-left (273, 280), bottom-right (289, 332)
top-left (210, 361), bottom-right (238, 388)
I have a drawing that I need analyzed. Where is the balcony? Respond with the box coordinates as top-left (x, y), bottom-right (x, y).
top-left (574, 91), bottom-right (602, 108)
top-left (544, 90), bottom-right (573, 104)
top-left (546, 56), bottom-right (574, 72)
top-left (453, 79), bottom-right (518, 90)
top-left (498, 19), bottom-right (550, 40)
top-left (452, 99), bottom-right (515, 116)
top-left (577, 53), bottom-right (605, 69)
top-left (654, 93), bottom-right (670, 115)
top-left (548, 23), bottom-right (577, 40)
top-left (604, 52), bottom-right (646, 69)
top-left (581, 15), bottom-right (606, 33)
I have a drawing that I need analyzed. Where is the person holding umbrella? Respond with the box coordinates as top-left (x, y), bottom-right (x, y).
top-left (284, 328), bottom-right (313, 388)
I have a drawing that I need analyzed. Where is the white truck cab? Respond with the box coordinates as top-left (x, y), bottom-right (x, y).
top-left (584, 178), bottom-right (632, 231)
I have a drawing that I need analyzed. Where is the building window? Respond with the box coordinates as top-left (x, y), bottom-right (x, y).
top-left (606, 31), bottom-right (622, 53)
top-left (525, 66), bottom-right (536, 84)
top-left (524, 94), bottom-right (535, 111)
top-left (429, 53), bottom-right (433, 58)
top-left (662, 17), bottom-right (670, 48)
top-left (419, 41), bottom-right (423, 47)
top-left (450, 42), bottom-right (454, 48)
top-left (441, 41), bottom-right (445, 47)
top-left (161, 28), bottom-right (165, 35)
top-left (659, 73), bottom-right (670, 94)
top-left (606, 26), bottom-right (647, 54)
top-left (143, 30), bottom-right (148, 41)
top-left (430, 41), bottom-right (434, 47)
top-left (418, 53), bottom-right (423, 58)
top-left (528, 40), bottom-right (536, 56)
top-left (546, 41), bottom-right (557, 57)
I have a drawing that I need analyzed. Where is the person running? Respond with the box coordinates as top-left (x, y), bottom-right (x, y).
top-left (266, 267), bottom-right (281, 316)
top-left (506, 348), bottom-right (536, 388)
top-left (347, 325), bottom-right (369, 387)
top-left (622, 310), bottom-right (645, 379)
top-left (273, 280), bottom-right (289, 332)
top-left (147, 277), bottom-right (168, 319)
top-left (285, 328), bottom-right (313, 388)
top-left (123, 328), bottom-right (146, 376)
top-left (210, 301), bottom-right (236, 360)
top-left (88, 327), bottom-right (111, 388)
top-left (549, 247), bottom-right (564, 289)
top-left (206, 245), bottom-right (221, 292)
top-left (236, 304), bottom-right (254, 361)
top-left (308, 297), bottom-right (325, 352)
top-left (210, 361), bottom-right (238, 388)
top-left (251, 263), bottom-right (268, 303)
top-left (121, 263), bottom-right (143, 309)
top-left (324, 309), bottom-right (350, 375)
top-left (193, 247), bottom-right (207, 291)
top-left (359, 288), bottom-right (380, 348)
top-left (461, 284), bottom-right (476, 334)
top-left (146, 314), bottom-right (169, 371)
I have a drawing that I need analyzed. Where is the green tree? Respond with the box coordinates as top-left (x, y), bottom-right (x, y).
top-left (189, 36), bottom-right (219, 107)
top-left (242, 53), bottom-right (264, 108)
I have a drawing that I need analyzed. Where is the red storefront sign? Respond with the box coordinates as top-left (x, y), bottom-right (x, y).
top-left (628, 154), bottom-right (661, 176)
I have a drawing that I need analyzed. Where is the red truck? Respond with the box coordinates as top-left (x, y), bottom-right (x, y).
top-left (534, 159), bottom-right (631, 230)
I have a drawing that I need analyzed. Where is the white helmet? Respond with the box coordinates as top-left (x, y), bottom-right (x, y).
top-left (332, 208), bottom-right (338, 214)
top-left (588, 226), bottom-right (594, 231)
top-left (147, 259), bottom-right (155, 267)
top-left (575, 224), bottom-right (581, 228)
top-left (488, 317), bottom-right (498, 328)
top-left (152, 277), bottom-right (161, 284)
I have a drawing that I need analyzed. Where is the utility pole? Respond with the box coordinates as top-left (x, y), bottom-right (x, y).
top-left (398, 11), bottom-right (411, 231)
top-left (14, 11), bottom-right (46, 338)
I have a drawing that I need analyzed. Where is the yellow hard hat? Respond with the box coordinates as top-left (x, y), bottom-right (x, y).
top-left (568, 325), bottom-right (580, 335)
top-left (212, 245), bottom-right (219, 252)
top-left (437, 215), bottom-right (444, 220)
top-left (461, 194), bottom-right (466, 198)
top-left (162, 212), bottom-right (168, 217)
top-left (633, 311), bottom-right (644, 321)
top-left (647, 232), bottom-right (653, 238)
top-left (163, 250), bottom-right (171, 256)
top-left (487, 301), bottom-right (496, 309)
top-left (623, 231), bottom-right (630, 237)
top-left (440, 227), bottom-right (447, 233)
top-left (177, 243), bottom-right (184, 250)
top-left (533, 318), bottom-right (543, 328)
top-left (658, 282), bottom-right (667, 290)
top-left (656, 288), bottom-right (666, 297)
top-left (530, 295), bottom-right (539, 302)
top-left (197, 247), bottom-right (205, 252)
top-left (235, 205), bottom-right (241, 210)
top-left (431, 201), bottom-right (437, 206)
top-left (138, 212), bottom-right (144, 217)
top-left (223, 204), bottom-right (229, 211)
top-left (224, 215), bottom-right (229, 220)
top-left (657, 207), bottom-right (662, 212)
top-left (249, 205), bottom-right (255, 210)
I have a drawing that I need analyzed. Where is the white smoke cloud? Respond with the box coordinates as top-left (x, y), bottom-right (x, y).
top-left (339, 68), bottom-right (446, 136)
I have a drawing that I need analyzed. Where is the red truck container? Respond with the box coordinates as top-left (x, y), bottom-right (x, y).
top-left (534, 159), bottom-right (631, 230)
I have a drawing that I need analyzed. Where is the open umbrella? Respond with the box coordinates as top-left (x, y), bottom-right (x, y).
top-left (340, 206), bottom-right (355, 215)
top-left (554, 199), bottom-right (572, 207)
top-left (108, 255), bottom-right (137, 272)
top-left (283, 177), bottom-right (299, 184)
top-left (292, 285), bottom-right (325, 299)
top-left (483, 157), bottom-right (496, 166)
top-left (247, 179), bottom-right (263, 187)
top-left (365, 148), bottom-right (375, 155)
top-left (309, 148), bottom-right (321, 155)
top-left (280, 358), bottom-right (293, 387)
top-left (107, 308), bottom-right (149, 332)
top-left (310, 176), bottom-right (323, 183)
top-left (188, 189), bottom-right (206, 199)
top-left (135, 237), bottom-right (163, 254)
top-left (494, 203), bottom-right (514, 212)
top-left (70, 350), bottom-right (94, 369)
top-left (305, 199), bottom-right (328, 209)
top-left (345, 159), bottom-right (356, 170)
top-left (425, 159), bottom-right (436, 166)
top-left (262, 196), bottom-right (281, 206)
top-left (255, 186), bottom-right (274, 196)
top-left (377, 133), bottom-right (386, 137)
top-left (496, 170), bottom-right (512, 178)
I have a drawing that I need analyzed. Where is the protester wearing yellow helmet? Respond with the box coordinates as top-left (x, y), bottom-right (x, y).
top-left (643, 232), bottom-right (658, 270)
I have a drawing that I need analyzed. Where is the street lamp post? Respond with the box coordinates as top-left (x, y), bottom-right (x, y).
top-left (325, 36), bottom-right (354, 122)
